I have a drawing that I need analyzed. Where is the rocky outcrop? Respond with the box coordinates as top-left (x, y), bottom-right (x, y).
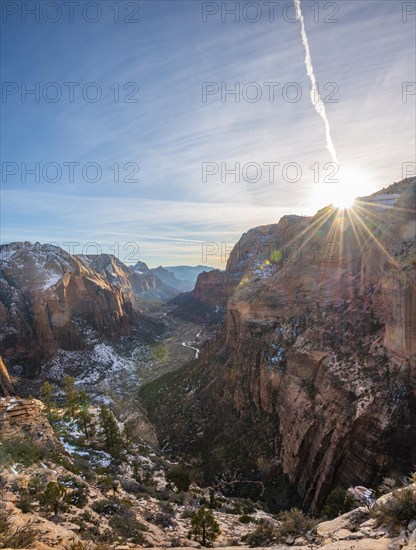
top-left (0, 243), bottom-right (133, 369)
top-left (192, 215), bottom-right (311, 307)
top-left (192, 269), bottom-right (229, 306)
top-left (0, 396), bottom-right (415, 549)
top-left (152, 265), bottom-right (188, 292)
top-left (141, 178), bottom-right (416, 513)
top-left (0, 397), bottom-right (60, 448)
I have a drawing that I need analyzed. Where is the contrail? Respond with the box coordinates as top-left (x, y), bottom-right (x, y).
top-left (294, 0), bottom-right (339, 165)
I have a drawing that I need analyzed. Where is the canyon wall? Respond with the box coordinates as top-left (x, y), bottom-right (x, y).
top-left (141, 178), bottom-right (416, 512)
top-left (0, 243), bottom-right (133, 371)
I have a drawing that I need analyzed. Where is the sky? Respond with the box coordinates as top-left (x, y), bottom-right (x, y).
top-left (1, 0), bottom-right (415, 268)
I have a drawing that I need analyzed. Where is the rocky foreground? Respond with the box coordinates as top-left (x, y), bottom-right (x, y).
top-left (1, 396), bottom-right (416, 550)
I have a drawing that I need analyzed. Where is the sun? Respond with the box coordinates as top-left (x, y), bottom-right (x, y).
top-left (312, 165), bottom-right (377, 212)
top-left (332, 188), bottom-right (356, 209)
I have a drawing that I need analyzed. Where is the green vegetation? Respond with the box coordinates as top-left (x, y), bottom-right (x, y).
top-left (40, 381), bottom-right (57, 422)
top-left (371, 487), bottom-right (416, 534)
top-left (276, 507), bottom-right (316, 541)
top-left (0, 509), bottom-right (37, 549)
top-left (59, 475), bottom-right (89, 508)
top-left (0, 438), bottom-right (44, 467)
top-left (108, 507), bottom-right (148, 544)
top-left (92, 499), bottom-right (119, 516)
top-left (41, 481), bottom-right (68, 516)
top-left (77, 390), bottom-right (94, 439)
top-left (63, 375), bottom-right (79, 417)
top-left (322, 488), bottom-right (356, 519)
top-left (188, 506), bottom-right (220, 546)
top-left (239, 514), bottom-right (254, 523)
top-left (98, 404), bottom-right (123, 455)
top-left (243, 520), bottom-right (276, 546)
top-left (166, 467), bottom-right (191, 492)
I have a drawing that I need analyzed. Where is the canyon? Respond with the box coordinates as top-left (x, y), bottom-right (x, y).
top-left (140, 178), bottom-right (416, 513)
top-left (0, 177), bottom-right (415, 527)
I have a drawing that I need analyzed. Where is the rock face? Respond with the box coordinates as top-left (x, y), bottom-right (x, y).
top-left (80, 255), bottom-right (178, 309)
top-left (0, 356), bottom-right (12, 396)
top-left (192, 269), bottom-right (229, 306)
top-left (0, 397), bottom-right (415, 549)
top-left (141, 178), bottom-right (416, 512)
top-left (0, 243), bottom-right (133, 370)
top-left (192, 215), bottom-right (311, 306)
top-left (0, 397), bottom-right (60, 448)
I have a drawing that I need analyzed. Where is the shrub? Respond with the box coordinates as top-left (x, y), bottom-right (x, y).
top-left (224, 498), bottom-right (256, 515)
top-left (166, 467), bottom-right (191, 492)
top-left (239, 514), bottom-right (254, 523)
top-left (0, 510), bottom-right (12, 539)
top-left (376, 476), bottom-right (402, 497)
top-left (152, 512), bottom-right (175, 528)
top-left (59, 476), bottom-right (89, 508)
top-left (40, 482), bottom-right (68, 516)
top-left (66, 486), bottom-right (88, 508)
top-left (108, 508), bottom-right (147, 544)
top-left (16, 492), bottom-right (33, 514)
top-left (28, 474), bottom-right (46, 495)
top-left (0, 510), bottom-right (37, 549)
top-left (188, 507), bottom-right (220, 546)
top-left (92, 499), bottom-right (121, 516)
top-left (243, 520), bottom-right (276, 546)
top-left (371, 487), bottom-right (416, 534)
top-left (81, 510), bottom-right (98, 525)
top-left (322, 488), bottom-right (356, 519)
top-left (276, 508), bottom-right (316, 541)
top-left (0, 439), bottom-right (44, 467)
top-left (63, 538), bottom-right (94, 550)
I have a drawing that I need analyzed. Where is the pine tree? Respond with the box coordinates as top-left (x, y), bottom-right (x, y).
top-left (189, 506), bottom-right (220, 546)
top-left (42, 482), bottom-right (67, 516)
top-left (99, 404), bottom-right (122, 454)
top-left (39, 381), bottom-right (56, 422)
top-left (77, 390), bottom-right (93, 439)
top-left (63, 375), bottom-right (78, 417)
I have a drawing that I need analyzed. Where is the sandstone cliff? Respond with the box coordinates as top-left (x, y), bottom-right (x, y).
top-left (0, 397), bottom-right (60, 449)
top-left (0, 243), bottom-right (133, 370)
top-left (141, 178), bottom-right (416, 512)
top-left (192, 215), bottom-right (311, 306)
top-left (80, 254), bottom-right (178, 309)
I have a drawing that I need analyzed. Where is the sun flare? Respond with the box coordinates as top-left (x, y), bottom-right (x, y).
top-left (332, 190), bottom-right (356, 210)
top-left (312, 166), bottom-right (377, 212)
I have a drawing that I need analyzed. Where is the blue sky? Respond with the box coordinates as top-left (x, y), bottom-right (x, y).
top-left (1, 0), bottom-right (415, 267)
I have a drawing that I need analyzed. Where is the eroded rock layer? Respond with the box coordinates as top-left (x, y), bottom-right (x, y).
top-left (141, 178), bottom-right (416, 512)
top-left (0, 243), bottom-right (133, 370)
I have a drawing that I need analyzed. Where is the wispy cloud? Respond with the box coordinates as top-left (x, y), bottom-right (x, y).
top-left (1, 0), bottom-right (414, 265)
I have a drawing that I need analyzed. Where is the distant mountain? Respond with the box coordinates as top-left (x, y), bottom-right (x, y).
top-left (151, 266), bottom-right (189, 293)
top-left (80, 255), bottom-right (178, 309)
top-left (0, 242), bottom-right (133, 368)
top-left (155, 265), bottom-right (215, 292)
